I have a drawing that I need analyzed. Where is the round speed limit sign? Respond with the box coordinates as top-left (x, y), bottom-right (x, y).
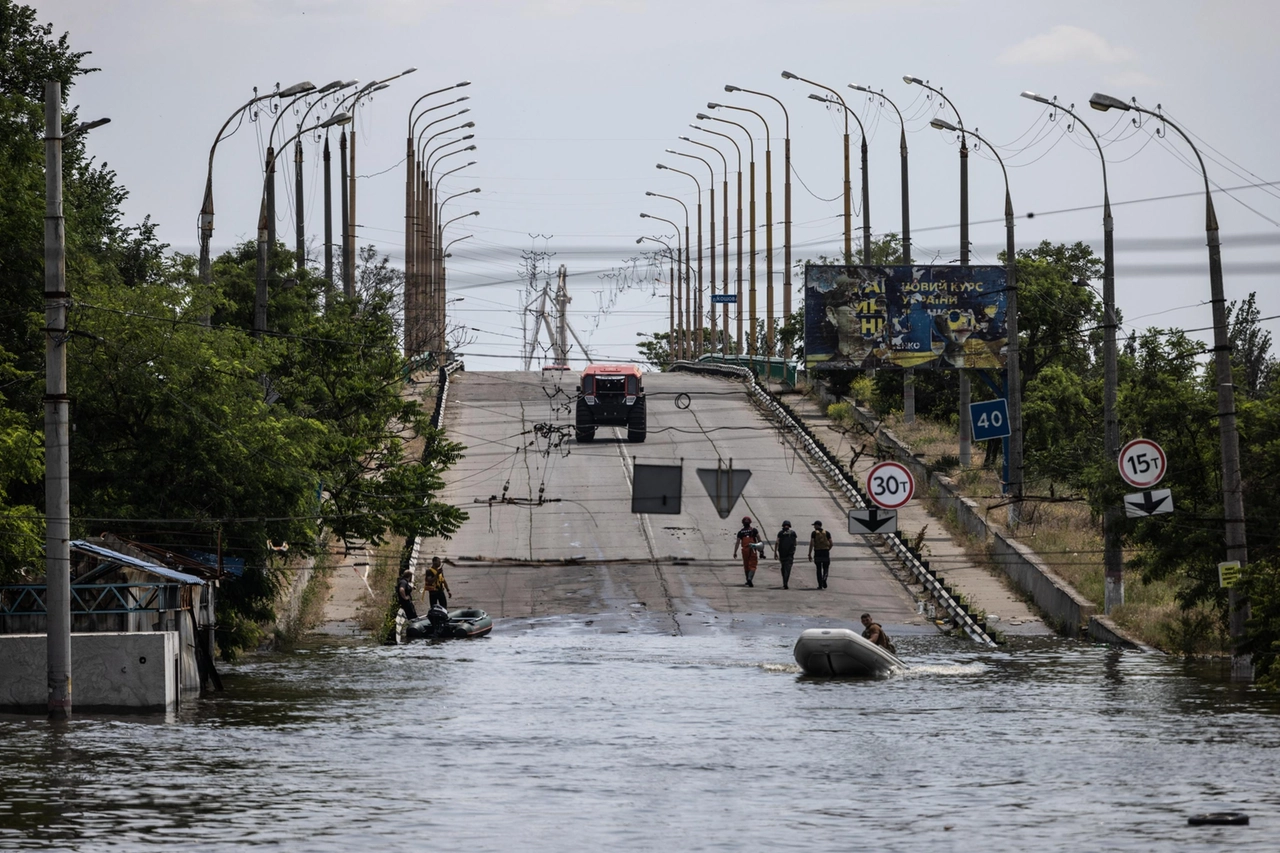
top-left (1118, 438), bottom-right (1167, 488)
top-left (866, 461), bottom-right (915, 509)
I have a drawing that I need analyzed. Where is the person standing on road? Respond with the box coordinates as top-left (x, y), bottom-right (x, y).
top-left (396, 568), bottom-right (418, 621)
top-left (774, 520), bottom-right (798, 589)
top-left (732, 515), bottom-right (763, 587)
top-left (421, 556), bottom-right (451, 610)
top-left (808, 520), bottom-right (833, 589)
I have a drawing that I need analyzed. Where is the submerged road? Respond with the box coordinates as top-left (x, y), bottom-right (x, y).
top-left (418, 370), bottom-right (925, 635)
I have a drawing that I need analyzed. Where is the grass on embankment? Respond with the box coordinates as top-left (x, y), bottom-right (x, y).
top-left (825, 396), bottom-right (1225, 655)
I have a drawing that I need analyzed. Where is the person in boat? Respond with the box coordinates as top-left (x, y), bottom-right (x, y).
top-left (396, 568), bottom-right (418, 621)
top-left (861, 613), bottom-right (897, 654)
top-left (773, 520), bottom-right (797, 590)
top-left (732, 515), bottom-right (762, 587)
top-left (422, 556), bottom-right (451, 609)
top-left (808, 520), bottom-right (833, 589)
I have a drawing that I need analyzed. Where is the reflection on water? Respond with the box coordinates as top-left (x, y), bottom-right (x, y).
top-left (2, 629), bottom-right (1278, 852)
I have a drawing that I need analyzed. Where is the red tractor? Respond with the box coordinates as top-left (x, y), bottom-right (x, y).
top-left (576, 364), bottom-right (646, 443)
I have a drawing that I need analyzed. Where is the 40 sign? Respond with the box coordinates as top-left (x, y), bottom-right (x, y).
top-left (1119, 438), bottom-right (1167, 489)
top-left (867, 461), bottom-right (915, 509)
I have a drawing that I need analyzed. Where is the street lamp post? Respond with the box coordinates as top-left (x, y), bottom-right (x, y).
top-left (639, 234), bottom-right (678, 363)
top-left (436, 209), bottom-right (478, 358)
top-left (264, 86), bottom-right (322, 268)
top-left (930, 118), bottom-right (1023, 529)
top-left (680, 135), bottom-right (729, 354)
top-left (657, 162), bottom-right (703, 356)
top-left (200, 81), bottom-right (315, 324)
top-left (645, 192), bottom-right (690, 359)
top-left (804, 92), bottom-right (871, 265)
top-left (704, 107), bottom-right (757, 355)
top-left (425, 141), bottom-right (477, 355)
top-left (694, 119), bottom-right (743, 356)
top-left (852, 83), bottom-right (915, 421)
top-left (44, 81), bottom-right (109, 718)
top-left (728, 85), bottom-right (793, 359)
top-left (783, 71), bottom-right (857, 263)
top-left (416, 123), bottom-right (475, 355)
top-left (668, 147), bottom-right (715, 356)
top-left (641, 214), bottom-right (686, 361)
top-left (1090, 93), bottom-right (1248, 673)
top-left (291, 81), bottom-right (355, 270)
top-left (1021, 90), bottom-right (1120, 610)
top-left (257, 113), bottom-right (352, 336)
top-left (907, 75), bottom-right (973, 467)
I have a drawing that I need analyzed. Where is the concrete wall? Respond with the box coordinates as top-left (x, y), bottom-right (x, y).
top-left (0, 632), bottom-right (179, 713)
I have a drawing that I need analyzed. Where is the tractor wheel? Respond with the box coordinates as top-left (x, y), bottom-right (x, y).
top-left (626, 398), bottom-right (647, 443)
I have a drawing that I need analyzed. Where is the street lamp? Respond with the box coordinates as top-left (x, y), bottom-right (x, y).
top-left (199, 80), bottom-right (314, 323)
top-left (425, 141), bottom-right (477, 355)
top-left (805, 93), bottom-right (871, 265)
top-left (292, 81), bottom-right (357, 269)
top-left (728, 84), bottom-right (794, 359)
top-left (256, 113), bottom-right (352, 336)
top-left (929, 117), bottom-right (1023, 530)
top-left (639, 234), bottom-right (679, 361)
top-left (656, 164), bottom-right (703, 357)
top-left (641, 213), bottom-right (687, 362)
top-left (1021, 90), bottom-right (1121, 610)
top-left (646, 191), bottom-right (690, 359)
top-left (783, 70), bottom-right (855, 263)
top-left (681, 134), bottom-right (730, 355)
top-left (695, 115), bottom-right (747, 355)
top-left (705, 104), bottom-right (760, 356)
top-left (264, 85), bottom-right (325, 264)
top-left (909, 75), bottom-right (974, 467)
top-left (667, 147), bottom-right (715, 356)
top-left (1090, 92), bottom-right (1248, 671)
top-left (853, 82), bottom-right (916, 422)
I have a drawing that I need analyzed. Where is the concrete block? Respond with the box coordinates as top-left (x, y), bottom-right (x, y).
top-left (0, 632), bottom-right (179, 713)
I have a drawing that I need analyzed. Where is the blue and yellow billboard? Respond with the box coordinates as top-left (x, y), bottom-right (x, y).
top-left (804, 265), bottom-right (1008, 371)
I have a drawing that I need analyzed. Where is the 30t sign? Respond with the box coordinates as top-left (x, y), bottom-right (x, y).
top-left (866, 461), bottom-right (915, 509)
top-left (1118, 438), bottom-right (1167, 489)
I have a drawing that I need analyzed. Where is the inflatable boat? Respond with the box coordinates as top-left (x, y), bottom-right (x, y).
top-left (793, 627), bottom-right (906, 677)
top-left (406, 607), bottom-right (493, 640)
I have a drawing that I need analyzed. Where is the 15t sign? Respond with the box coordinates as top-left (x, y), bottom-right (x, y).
top-left (1118, 438), bottom-right (1167, 489)
top-left (866, 461), bottom-right (915, 509)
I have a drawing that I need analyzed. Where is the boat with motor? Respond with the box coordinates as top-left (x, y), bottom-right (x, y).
top-left (793, 627), bottom-right (906, 677)
top-left (406, 606), bottom-right (493, 640)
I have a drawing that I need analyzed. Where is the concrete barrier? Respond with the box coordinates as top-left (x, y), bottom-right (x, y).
top-left (0, 632), bottom-right (179, 713)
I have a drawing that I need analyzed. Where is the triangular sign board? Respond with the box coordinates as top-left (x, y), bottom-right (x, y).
top-left (696, 467), bottom-right (752, 519)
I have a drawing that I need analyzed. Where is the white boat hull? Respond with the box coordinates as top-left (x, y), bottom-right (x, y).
top-left (793, 628), bottom-right (906, 677)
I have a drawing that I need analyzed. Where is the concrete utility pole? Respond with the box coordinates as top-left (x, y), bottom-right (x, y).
top-left (555, 264), bottom-right (570, 365)
top-left (44, 81), bottom-right (109, 718)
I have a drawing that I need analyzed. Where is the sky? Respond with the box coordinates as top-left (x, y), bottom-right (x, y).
top-left (31, 0), bottom-right (1280, 371)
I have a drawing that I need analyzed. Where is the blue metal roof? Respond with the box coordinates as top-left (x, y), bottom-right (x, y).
top-left (71, 540), bottom-right (206, 586)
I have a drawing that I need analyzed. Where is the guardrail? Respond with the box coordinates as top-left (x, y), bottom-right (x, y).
top-left (670, 361), bottom-right (998, 647)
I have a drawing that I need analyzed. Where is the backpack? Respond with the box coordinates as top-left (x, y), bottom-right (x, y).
top-left (813, 529), bottom-right (832, 550)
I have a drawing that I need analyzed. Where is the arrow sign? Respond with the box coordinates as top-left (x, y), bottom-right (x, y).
top-left (849, 508), bottom-right (897, 535)
top-left (1124, 488), bottom-right (1173, 518)
top-left (696, 462), bottom-right (752, 519)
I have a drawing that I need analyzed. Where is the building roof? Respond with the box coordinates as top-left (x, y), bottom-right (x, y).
top-left (71, 540), bottom-right (206, 586)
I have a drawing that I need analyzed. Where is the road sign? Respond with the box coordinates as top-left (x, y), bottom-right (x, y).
top-left (1119, 438), bottom-right (1167, 488)
top-left (711, 293), bottom-right (737, 304)
top-left (849, 508), bottom-right (897, 534)
top-left (631, 463), bottom-right (682, 514)
top-left (1218, 560), bottom-right (1241, 589)
top-left (866, 461), bottom-right (915, 509)
top-left (696, 464), bottom-right (752, 519)
top-left (1124, 488), bottom-right (1173, 518)
top-left (969, 398), bottom-right (1011, 441)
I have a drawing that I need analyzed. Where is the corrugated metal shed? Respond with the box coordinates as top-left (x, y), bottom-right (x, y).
top-left (71, 541), bottom-right (205, 586)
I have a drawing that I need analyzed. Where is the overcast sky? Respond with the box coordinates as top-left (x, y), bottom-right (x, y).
top-left (34, 0), bottom-right (1280, 370)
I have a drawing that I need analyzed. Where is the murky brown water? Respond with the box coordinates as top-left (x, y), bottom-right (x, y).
top-left (2, 626), bottom-right (1277, 851)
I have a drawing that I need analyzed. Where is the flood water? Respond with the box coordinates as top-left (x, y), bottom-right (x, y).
top-left (2, 626), bottom-right (1278, 852)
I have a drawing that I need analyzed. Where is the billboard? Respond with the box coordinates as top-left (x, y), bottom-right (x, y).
top-left (804, 265), bottom-right (1008, 371)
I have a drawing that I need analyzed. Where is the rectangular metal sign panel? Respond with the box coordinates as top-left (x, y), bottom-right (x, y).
top-left (848, 508), bottom-right (897, 535)
top-left (804, 264), bottom-right (1008, 371)
top-left (970, 398), bottom-right (1011, 441)
top-left (1124, 488), bottom-right (1173, 518)
top-left (632, 464), bottom-right (682, 514)
top-left (711, 294), bottom-right (737, 304)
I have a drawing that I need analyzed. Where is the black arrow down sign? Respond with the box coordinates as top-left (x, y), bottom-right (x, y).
top-left (848, 508), bottom-right (898, 535)
top-left (1124, 488), bottom-right (1173, 518)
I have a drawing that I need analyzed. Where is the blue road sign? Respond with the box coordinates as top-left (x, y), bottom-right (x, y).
top-left (970, 398), bottom-right (1011, 441)
top-left (711, 294), bottom-right (737, 304)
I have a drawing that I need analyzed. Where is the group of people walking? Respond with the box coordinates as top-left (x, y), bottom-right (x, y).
top-left (732, 516), bottom-right (833, 590)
